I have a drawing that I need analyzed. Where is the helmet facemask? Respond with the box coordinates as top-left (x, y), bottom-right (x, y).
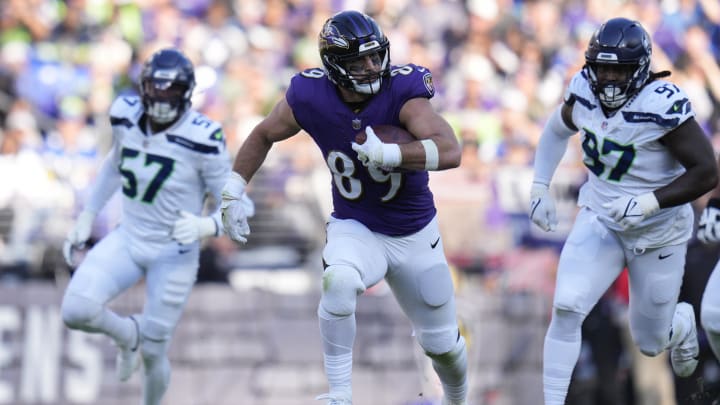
top-left (585, 62), bottom-right (647, 109)
top-left (330, 48), bottom-right (390, 94)
top-left (141, 78), bottom-right (192, 124)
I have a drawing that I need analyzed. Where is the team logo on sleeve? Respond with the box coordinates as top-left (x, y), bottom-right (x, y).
top-left (666, 98), bottom-right (691, 115)
top-left (423, 73), bottom-right (435, 96)
top-left (209, 129), bottom-right (225, 143)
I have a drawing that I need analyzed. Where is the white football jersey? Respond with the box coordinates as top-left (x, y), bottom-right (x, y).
top-left (100, 96), bottom-right (229, 242)
top-left (565, 71), bottom-right (695, 248)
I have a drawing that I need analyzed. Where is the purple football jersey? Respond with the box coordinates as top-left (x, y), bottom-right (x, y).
top-left (286, 64), bottom-right (437, 236)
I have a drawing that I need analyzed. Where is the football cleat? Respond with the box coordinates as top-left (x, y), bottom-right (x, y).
top-left (315, 391), bottom-right (352, 405)
top-left (671, 302), bottom-right (699, 377)
top-left (116, 316), bottom-right (141, 382)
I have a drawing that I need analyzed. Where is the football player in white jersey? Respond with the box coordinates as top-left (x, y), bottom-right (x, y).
top-left (697, 159), bottom-right (720, 386)
top-left (60, 48), bottom-right (252, 405)
top-left (528, 18), bottom-right (718, 405)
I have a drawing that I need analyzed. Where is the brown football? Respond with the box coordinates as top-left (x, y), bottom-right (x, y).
top-left (354, 125), bottom-right (417, 145)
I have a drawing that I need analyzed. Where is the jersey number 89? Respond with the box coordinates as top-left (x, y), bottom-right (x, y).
top-left (326, 151), bottom-right (402, 202)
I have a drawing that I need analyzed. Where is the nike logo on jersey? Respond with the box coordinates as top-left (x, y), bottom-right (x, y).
top-left (178, 248), bottom-right (191, 255)
top-left (431, 237), bottom-right (440, 249)
top-left (659, 253), bottom-right (673, 260)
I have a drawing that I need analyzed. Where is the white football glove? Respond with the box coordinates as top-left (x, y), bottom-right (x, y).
top-left (351, 126), bottom-right (402, 170)
top-left (698, 198), bottom-right (720, 244)
top-left (602, 192), bottom-right (660, 230)
top-left (529, 183), bottom-right (557, 232)
top-left (221, 172), bottom-right (255, 244)
top-left (62, 211), bottom-right (96, 267)
top-left (171, 211), bottom-right (217, 245)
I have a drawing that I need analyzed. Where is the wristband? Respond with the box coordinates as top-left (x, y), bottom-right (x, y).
top-left (420, 139), bottom-right (439, 170)
top-left (530, 182), bottom-right (549, 198)
top-left (383, 143), bottom-right (402, 168)
top-left (222, 172), bottom-right (247, 200)
top-left (636, 192), bottom-right (660, 216)
top-left (198, 216), bottom-right (219, 238)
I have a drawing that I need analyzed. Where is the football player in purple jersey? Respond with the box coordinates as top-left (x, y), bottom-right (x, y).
top-left (220, 10), bottom-right (466, 405)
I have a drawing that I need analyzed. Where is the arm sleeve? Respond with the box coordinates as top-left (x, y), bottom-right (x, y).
top-left (532, 107), bottom-right (577, 186)
top-left (84, 145), bottom-right (122, 213)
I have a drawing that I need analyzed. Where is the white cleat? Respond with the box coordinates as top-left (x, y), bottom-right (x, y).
top-left (315, 391), bottom-right (352, 405)
top-left (671, 302), bottom-right (699, 378)
top-left (116, 316), bottom-right (141, 382)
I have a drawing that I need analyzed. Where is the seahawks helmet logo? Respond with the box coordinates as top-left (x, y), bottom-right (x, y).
top-left (320, 23), bottom-right (349, 49)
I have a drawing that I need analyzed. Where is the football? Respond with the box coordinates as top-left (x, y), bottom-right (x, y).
top-left (354, 125), bottom-right (417, 145)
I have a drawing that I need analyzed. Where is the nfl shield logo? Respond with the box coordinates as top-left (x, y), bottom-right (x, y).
top-left (352, 118), bottom-right (362, 130)
top-left (601, 121), bottom-right (608, 130)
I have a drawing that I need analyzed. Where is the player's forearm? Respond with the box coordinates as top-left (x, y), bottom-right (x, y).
top-left (231, 132), bottom-right (273, 182)
top-left (655, 118), bottom-right (719, 207)
top-left (654, 166), bottom-right (718, 208)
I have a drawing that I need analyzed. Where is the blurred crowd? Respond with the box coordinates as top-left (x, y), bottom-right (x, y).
top-left (0, 0), bottom-right (718, 277)
top-left (1, 0), bottom-right (720, 403)
top-left (0, 0), bottom-right (715, 281)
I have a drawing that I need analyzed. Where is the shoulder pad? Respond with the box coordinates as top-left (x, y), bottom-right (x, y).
top-left (297, 68), bottom-right (327, 80)
top-left (109, 96), bottom-right (143, 128)
top-left (388, 64), bottom-right (435, 99)
top-left (167, 110), bottom-right (226, 154)
top-left (622, 81), bottom-right (694, 129)
top-left (564, 71), bottom-right (598, 111)
top-left (638, 81), bottom-right (693, 115)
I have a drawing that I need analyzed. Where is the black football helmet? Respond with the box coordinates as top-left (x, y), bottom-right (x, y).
top-left (318, 10), bottom-right (390, 94)
top-left (140, 48), bottom-right (195, 124)
top-left (584, 18), bottom-right (652, 109)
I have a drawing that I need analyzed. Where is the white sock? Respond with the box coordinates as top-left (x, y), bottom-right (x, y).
top-left (319, 313), bottom-right (355, 393)
top-left (429, 335), bottom-right (467, 403)
top-left (543, 310), bottom-right (584, 405)
top-left (142, 339), bottom-right (171, 405)
top-left (323, 352), bottom-right (353, 395)
top-left (100, 312), bottom-right (137, 349)
top-left (543, 335), bottom-right (581, 405)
